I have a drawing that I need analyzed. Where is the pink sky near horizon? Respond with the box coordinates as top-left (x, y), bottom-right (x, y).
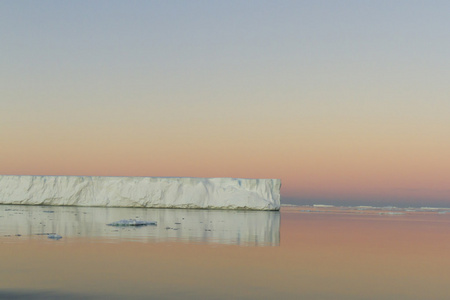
top-left (1, 111), bottom-right (449, 205)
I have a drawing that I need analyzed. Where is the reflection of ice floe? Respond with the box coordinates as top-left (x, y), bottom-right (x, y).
top-left (0, 205), bottom-right (280, 246)
top-left (47, 234), bottom-right (62, 240)
top-left (107, 219), bottom-right (157, 226)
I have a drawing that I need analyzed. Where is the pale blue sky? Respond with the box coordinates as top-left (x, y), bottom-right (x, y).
top-left (2, 1), bottom-right (450, 109)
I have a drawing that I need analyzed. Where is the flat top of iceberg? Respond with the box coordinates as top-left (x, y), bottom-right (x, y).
top-left (1, 174), bottom-right (279, 180)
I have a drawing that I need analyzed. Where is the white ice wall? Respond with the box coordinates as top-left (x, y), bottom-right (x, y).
top-left (0, 175), bottom-right (281, 210)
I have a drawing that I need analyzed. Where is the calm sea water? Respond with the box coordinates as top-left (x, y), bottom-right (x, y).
top-left (1, 205), bottom-right (450, 299)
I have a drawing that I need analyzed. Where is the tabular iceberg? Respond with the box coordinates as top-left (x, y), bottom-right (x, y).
top-left (0, 175), bottom-right (281, 210)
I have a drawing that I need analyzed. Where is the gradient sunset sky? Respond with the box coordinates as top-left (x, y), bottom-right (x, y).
top-left (1, 1), bottom-right (449, 207)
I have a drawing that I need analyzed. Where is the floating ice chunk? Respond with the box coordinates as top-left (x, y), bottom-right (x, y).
top-left (107, 219), bottom-right (157, 227)
top-left (355, 206), bottom-right (376, 210)
top-left (420, 207), bottom-right (442, 210)
top-left (48, 234), bottom-right (62, 240)
top-left (379, 212), bottom-right (405, 215)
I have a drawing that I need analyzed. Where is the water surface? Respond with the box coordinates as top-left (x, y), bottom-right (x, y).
top-left (1, 205), bottom-right (449, 299)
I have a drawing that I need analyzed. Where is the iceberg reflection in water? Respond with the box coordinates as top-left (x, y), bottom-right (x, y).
top-left (0, 205), bottom-right (280, 246)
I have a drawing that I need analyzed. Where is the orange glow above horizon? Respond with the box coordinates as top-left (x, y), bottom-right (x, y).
top-left (1, 114), bottom-right (449, 205)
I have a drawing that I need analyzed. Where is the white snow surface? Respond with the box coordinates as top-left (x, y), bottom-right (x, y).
top-left (0, 175), bottom-right (281, 210)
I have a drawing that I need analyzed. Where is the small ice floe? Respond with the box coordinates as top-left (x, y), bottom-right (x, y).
top-left (48, 234), bottom-right (62, 240)
top-left (165, 227), bottom-right (178, 230)
top-left (379, 212), bottom-right (405, 216)
top-left (107, 219), bottom-right (157, 227)
top-left (356, 206), bottom-right (375, 210)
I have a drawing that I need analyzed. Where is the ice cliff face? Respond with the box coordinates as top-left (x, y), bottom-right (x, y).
top-left (0, 176), bottom-right (281, 210)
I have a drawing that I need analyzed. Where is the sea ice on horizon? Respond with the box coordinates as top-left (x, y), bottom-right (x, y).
top-left (0, 175), bottom-right (281, 210)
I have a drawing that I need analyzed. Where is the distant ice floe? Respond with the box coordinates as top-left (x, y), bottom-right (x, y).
top-left (378, 212), bottom-right (405, 215)
top-left (355, 206), bottom-right (376, 210)
top-left (282, 203), bottom-right (450, 215)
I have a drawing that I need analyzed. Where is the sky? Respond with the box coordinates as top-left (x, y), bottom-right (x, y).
top-left (1, 1), bottom-right (449, 207)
